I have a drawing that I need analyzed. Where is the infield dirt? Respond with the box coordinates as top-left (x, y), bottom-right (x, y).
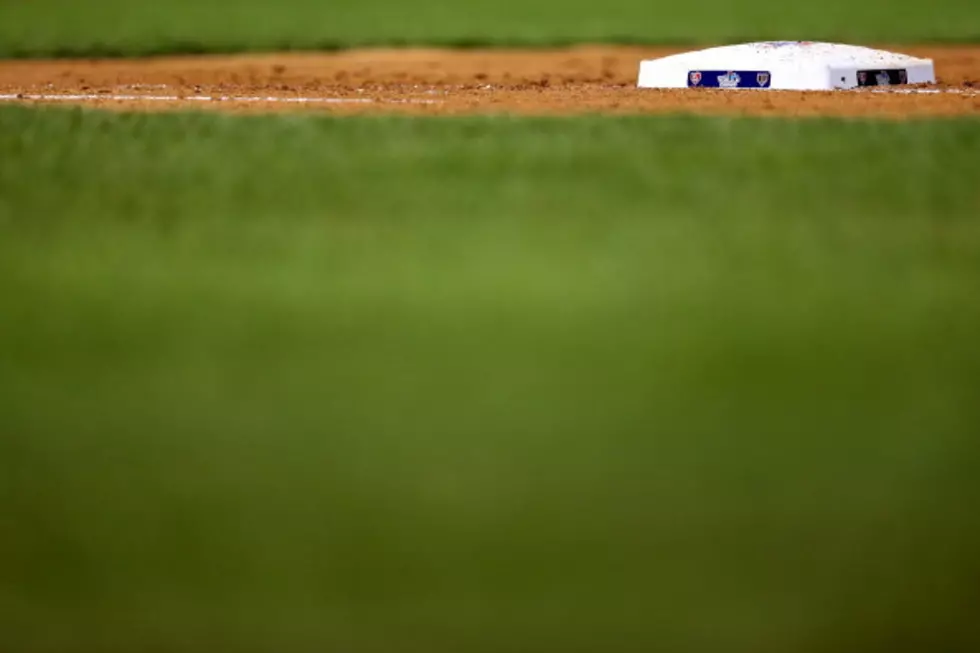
top-left (1, 45), bottom-right (979, 117)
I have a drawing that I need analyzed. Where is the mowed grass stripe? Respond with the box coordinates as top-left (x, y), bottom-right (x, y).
top-left (1, 0), bottom-right (980, 57)
top-left (1, 106), bottom-right (980, 653)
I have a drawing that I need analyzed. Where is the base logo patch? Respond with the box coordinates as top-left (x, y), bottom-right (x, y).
top-left (856, 69), bottom-right (910, 87)
top-left (687, 70), bottom-right (772, 89)
top-left (718, 71), bottom-right (741, 88)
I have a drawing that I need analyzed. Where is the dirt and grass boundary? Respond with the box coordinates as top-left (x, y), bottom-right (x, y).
top-left (2, 45), bottom-right (978, 117)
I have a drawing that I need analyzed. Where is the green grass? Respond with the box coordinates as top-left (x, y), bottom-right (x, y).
top-left (2, 106), bottom-right (980, 652)
top-left (1, 0), bottom-right (979, 57)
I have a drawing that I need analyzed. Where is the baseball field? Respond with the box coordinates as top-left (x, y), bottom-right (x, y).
top-left (1, 1), bottom-right (980, 652)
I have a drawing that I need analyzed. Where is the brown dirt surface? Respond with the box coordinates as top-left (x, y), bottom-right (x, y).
top-left (1, 45), bottom-right (979, 117)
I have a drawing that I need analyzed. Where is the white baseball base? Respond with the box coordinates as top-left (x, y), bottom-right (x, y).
top-left (637, 42), bottom-right (936, 91)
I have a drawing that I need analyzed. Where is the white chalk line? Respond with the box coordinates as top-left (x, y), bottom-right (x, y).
top-left (0, 93), bottom-right (440, 105)
top-left (869, 88), bottom-right (979, 96)
top-left (0, 88), bottom-right (975, 107)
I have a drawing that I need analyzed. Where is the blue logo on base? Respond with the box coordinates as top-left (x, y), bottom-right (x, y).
top-left (687, 70), bottom-right (772, 89)
top-left (855, 69), bottom-right (910, 87)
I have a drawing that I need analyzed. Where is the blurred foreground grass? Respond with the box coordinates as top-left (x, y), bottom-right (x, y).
top-left (1, 107), bottom-right (980, 652)
top-left (1, 0), bottom-right (979, 56)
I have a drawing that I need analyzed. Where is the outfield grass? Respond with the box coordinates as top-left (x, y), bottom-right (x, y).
top-left (1, 0), bottom-right (979, 57)
top-left (1, 106), bottom-right (980, 652)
